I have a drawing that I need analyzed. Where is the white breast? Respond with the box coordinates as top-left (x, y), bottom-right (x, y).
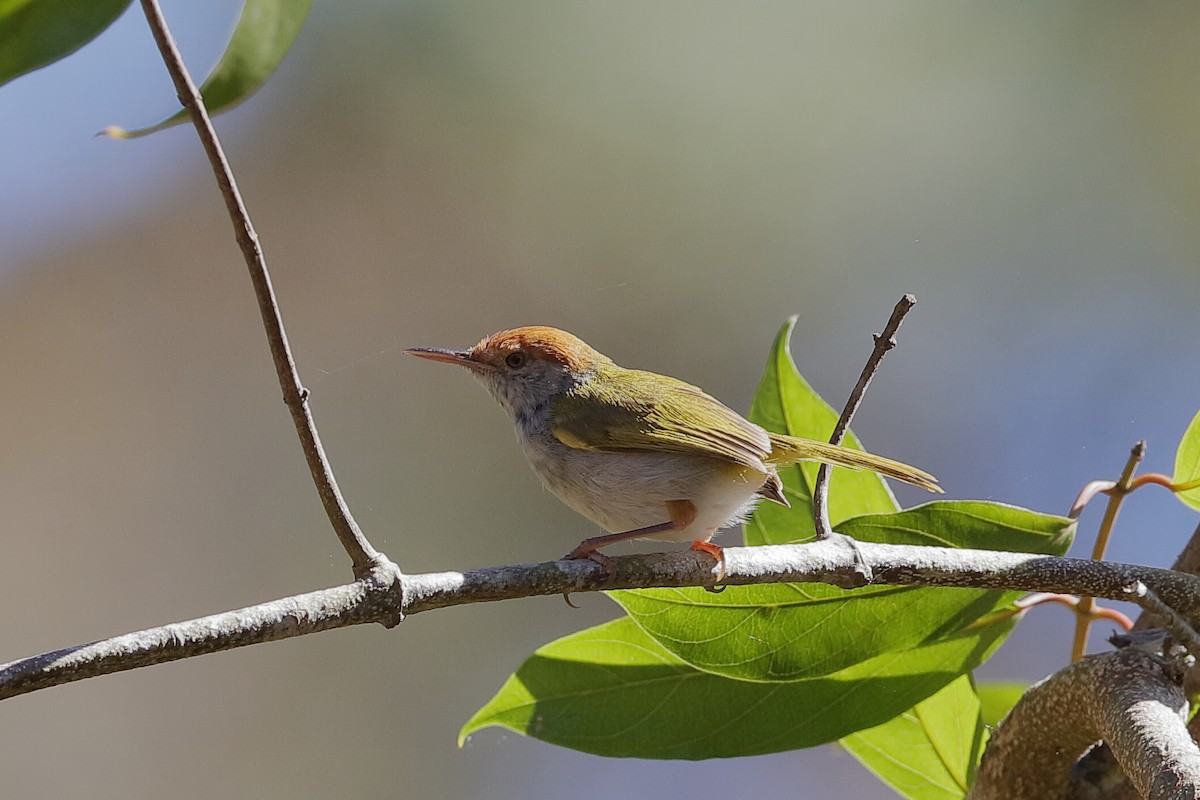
top-left (517, 426), bottom-right (769, 543)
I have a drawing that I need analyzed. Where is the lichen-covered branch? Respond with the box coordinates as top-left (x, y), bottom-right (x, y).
top-left (1072, 520), bottom-right (1200, 799)
top-left (5, 539), bottom-right (1200, 702)
top-left (0, 564), bottom-right (403, 701)
top-left (971, 647), bottom-right (1199, 800)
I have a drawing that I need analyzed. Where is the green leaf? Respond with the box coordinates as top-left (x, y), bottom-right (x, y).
top-left (745, 316), bottom-right (898, 546)
top-left (1173, 408), bottom-right (1200, 511)
top-left (0, 0), bottom-right (131, 87)
top-left (612, 501), bottom-right (1073, 682)
top-left (461, 614), bottom-right (1014, 760)
top-left (842, 674), bottom-right (985, 800)
top-left (975, 680), bottom-right (1026, 727)
top-left (841, 500), bottom-right (1074, 555)
top-left (105, 0), bottom-right (311, 138)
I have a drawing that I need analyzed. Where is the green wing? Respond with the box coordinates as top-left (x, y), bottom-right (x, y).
top-left (551, 369), bottom-right (771, 471)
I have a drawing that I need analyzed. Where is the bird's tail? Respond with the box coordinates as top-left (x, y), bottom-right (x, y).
top-left (767, 433), bottom-right (942, 494)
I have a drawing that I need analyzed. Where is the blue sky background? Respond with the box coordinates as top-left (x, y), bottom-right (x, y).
top-left (1, 1), bottom-right (245, 268)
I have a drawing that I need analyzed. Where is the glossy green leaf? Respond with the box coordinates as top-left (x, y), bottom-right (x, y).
top-left (462, 614), bottom-right (1013, 759)
top-left (1173, 408), bottom-right (1200, 511)
top-left (612, 501), bottom-right (1073, 682)
top-left (745, 316), bottom-right (898, 546)
top-left (105, 0), bottom-right (311, 138)
top-left (0, 0), bottom-right (130, 86)
top-left (842, 674), bottom-right (985, 800)
top-left (976, 680), bottom-right (1026, 727)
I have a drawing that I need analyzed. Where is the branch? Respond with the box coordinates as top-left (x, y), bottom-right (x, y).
top-left (970, 647), bottom-right (1199, 800)
top-left (1126, 581), bottom-right (1200, 656)
top-left (0, 564), bottom-right (403, 700)
top-left (137, 0), bottom-right (384, 576)
top-left (7, 540), bottom-right (1200, 701)
top-left (813, 293), bottom-right (916, 541)
top-left (1137, 519), bottom-right (1200, 632)
top-left (1066, 519), bottom-right (1200, 799)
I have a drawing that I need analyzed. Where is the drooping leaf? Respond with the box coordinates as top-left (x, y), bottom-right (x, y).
top-left (745, 316), bottom-right (898, 546)
top-left (461, 614), bottom-right (1014, 760)
top-left (842, 674), bottom-right (985, 800)
top-left (1173, 408), bottom-right (1200, 511)
top-left (105, 0), bottom-right (311, 138)
top-left (0, 0), bottom-right (131, 87)
top-left (612, 501), bottom-right (1073, 682)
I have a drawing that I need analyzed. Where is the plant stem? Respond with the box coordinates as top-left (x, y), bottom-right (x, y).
top-left (1070, 441), bottom-right (1144, 661)
top-left (812, 293), bottom-right (917, 540)
top-left (137, 0), bottom-right (385, 577)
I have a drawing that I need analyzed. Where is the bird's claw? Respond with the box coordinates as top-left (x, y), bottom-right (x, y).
top-left (689, 540), bottom-right (727, 591)
top-left (561, 547), bottom-right (618, 607)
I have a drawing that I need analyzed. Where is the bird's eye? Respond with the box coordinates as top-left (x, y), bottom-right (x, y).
top-left (504, 351), bottom-right (527, 369)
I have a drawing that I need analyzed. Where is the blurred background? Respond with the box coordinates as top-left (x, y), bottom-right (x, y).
top-left (3, 2), bottom-right (1200, 797)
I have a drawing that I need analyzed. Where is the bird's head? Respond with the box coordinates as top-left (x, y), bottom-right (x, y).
top-left (406, 326), bottom-right (610, 419)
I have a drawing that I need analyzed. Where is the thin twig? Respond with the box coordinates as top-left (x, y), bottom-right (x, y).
top-left (1069, 480), bottom-right (1117, 519)
top-left (1135, 520), bottom-right (1200, 634)
top-left (1071, 442), bottom-right (1145, 661)
top-left (137, 0), bottom-right (384, 577)
top-left (1129, 473), bottom-right (1200, 493)
top-left (7, 539), bottom-right (1200, 702)
top-left (1009, 593), bottom-right (1134, 629)
top-left (1069, 473), bottom-right (1199, 520)
top-left (1125, 581), bottom-right (1200, 657)
top-left (813, 294), bottom-right (917, 540)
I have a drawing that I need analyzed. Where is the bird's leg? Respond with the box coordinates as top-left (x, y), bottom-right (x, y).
top-left (561, 500), bottom-right (700, 605)
top-left (561, 519), bottom-right (679, 607)
top-left (564, 520), bottom-right (680, 561)
top-left (651, 503), bottom-right (727, 590)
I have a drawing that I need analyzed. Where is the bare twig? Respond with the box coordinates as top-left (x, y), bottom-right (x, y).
top-left (812, 294), bottom-right (917, 542)
top-left (1072, 442), bottom-right (1145, 661)
top-left (6, 540), bottom-right (1200, 702)
top-left (810, 294), bottom-right (917, 585)
top-left (136, 0), bottom-right (385, 577)
top-left (1092, 443), bottom-right (1145, 561)
top-left (1136, 520), bottom-right (1200, 634)
top-left (1069, 480), bottom-right (1117, 520)
top-left (1125, 581), bottom-right (1200, 657)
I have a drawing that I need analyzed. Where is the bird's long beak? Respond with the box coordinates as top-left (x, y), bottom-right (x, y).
top-left (405, 346), bottom-right (487, 372)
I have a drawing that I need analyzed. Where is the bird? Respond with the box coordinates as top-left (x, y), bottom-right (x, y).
top-left (406, 326), bottom-right (940, 581)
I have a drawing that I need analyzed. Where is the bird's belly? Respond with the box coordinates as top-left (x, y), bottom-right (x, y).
top-left (521, 438), bottom-right (769, 542)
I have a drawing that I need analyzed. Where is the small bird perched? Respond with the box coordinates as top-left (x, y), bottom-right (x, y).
top-left (407, 326), bottom-right (940, 577)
